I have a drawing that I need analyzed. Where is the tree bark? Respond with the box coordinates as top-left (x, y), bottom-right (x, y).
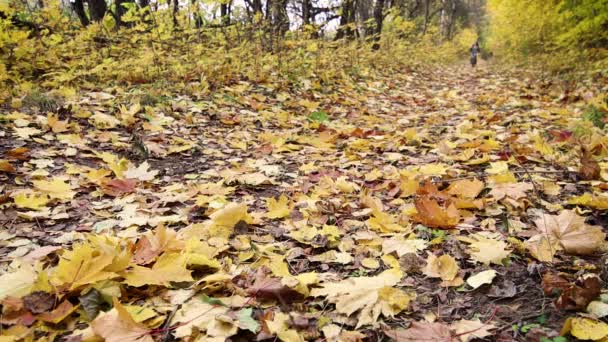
top-left (336, 0), bottom-right (356, 40)
top-left (422, 0), bottom-right (430, 34)
top-left (270, 0), bottom-right (289, 36)
top-left (172, 0), bottom-right (178, 27)
top-left (71, 0), bottom-right (90, 26)
top-left (372, 0), bottom-right (385, 49)
top-left (302, 0), bottom-right (311, 25)
top-left (220, 2), bottom-right (231, 25)
top-left (87, 0), bottom-right (107, 22)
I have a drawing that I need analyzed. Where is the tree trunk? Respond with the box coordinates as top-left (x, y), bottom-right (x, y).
top-left (302, 0), bottom-right (311, 25)
top-left (71, 0), bottom-right (89, 26)
top-left (172, 0), bottom-right (178, 27)
top-left (220, 1), bottom-right (231, 25)
top-left (270, 0), bottom-right (289, 36)
top-left (372, 0), bottom-right (385, 49)
top-left (336, 0), bottom-right (356, 40)
top-left (422, 0), bottom-right (430, 34)
top-left (87, 0), bottom-right (107, 22)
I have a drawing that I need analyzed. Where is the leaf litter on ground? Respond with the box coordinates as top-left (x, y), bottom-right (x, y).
top-left (0, 64), bottom-right (607, 341)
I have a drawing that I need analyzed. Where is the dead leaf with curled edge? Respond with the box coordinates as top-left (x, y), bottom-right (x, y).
top-left (542, 273), bottom-right (601, 311)
top-left (413, 196), bottom-right (461, 229)
top-left (526, 210), bottom-right (606, 262)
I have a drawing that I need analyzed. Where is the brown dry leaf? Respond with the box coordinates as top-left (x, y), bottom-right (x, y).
top-left (447, 178), bottom-right (485, 198)
top-left (384, 321), bottom-right (452, 341)
top-left (450, 319), bottom-right (495, 341)
top-left (91, 298), bottom-right (153, 342)
top-left (0, 160), bottom-right (16, 173)
top-left (37, 300), bottom-right (79, 324)
top-left (132, 225), bottom-right (183, 265)
top-left (488, 182), bottom-right (533, 200)
top-left (6, 147), bottom-right (29, 160)
top-left (579, 147), bottom-right (600, 180)
top-left (413, 197), bottom-right (460, 229)
top-left (102, 178), bottom-right (138, 197)
top-left (246, 269), bottom-right (302, 303)
top-left (526, 210), bottom-right (606, 261)
top-left (542, 273), bottom-right (601, 311)
top-left (47, 113), bottom-right (69, 133)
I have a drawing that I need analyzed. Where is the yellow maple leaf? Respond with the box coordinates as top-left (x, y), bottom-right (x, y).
top-left (267, 312), bottom-right (305, 342)
top-left (561, 317), bottom-right (608, 341)
top-left (568, 193), bottom-right (608, 210)
top-left (95, 152), bottom-right (131, 178)
top-left (367, 210), bottom-right (409, 233)
top-left (486, 161), bottom-right (509, 175)
top-left (0, 263), bottom-right (37, 301)
top-left (310, 269), bottom-right (407, 328)
top-left (33, 178), bottom-right (75, 201)
top-left (122, 253), bottom-right (193, 287)
top-left (50, 242), bottom-right (119, 290)
top-left (47, 113), bottom-right (69, 133)
top-left (458, 232), bottom-right (512, 265)
top-left (424, 254), bottom-right (459, 281)
top-left (171, 298), bottom-right (232, 339)
top-left (266, 194), bottom-right (290, 219)
top-left (13, 192), bottom-right (50, 210)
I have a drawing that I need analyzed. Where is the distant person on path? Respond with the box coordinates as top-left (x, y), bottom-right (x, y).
top-left (470, 41), bottom-right (480, 67)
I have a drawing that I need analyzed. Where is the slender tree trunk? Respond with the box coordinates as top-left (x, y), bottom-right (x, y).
top-left (192, 0), bottom-right (203, 28)
top-left (220, 1), bottom-right (231, 25)
top-left (422, 0), bottom-right (430, 34)
top-left (87, 0), bottom-right (107, 22)
top-left (336, 0), bottom-right (356, 40)
top-left (172, 0), bottom-right (178, 27)
top-left (71, 0), bottom-right (90, 26)
top-left (372, 0), bottom-right (385, 49)
top-left (270, 0), bottom-right (289, 36)
top-left (302, 0), bottom-right (311, 25)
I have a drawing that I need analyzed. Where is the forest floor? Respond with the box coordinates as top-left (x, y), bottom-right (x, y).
top-left (1, 61), bottom-right (607, 341)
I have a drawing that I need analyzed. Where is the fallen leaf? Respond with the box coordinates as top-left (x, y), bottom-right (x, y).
top-left (579, 147), bottom-right (601, 180)
top-left (447, 179), bottom-right (485, 198)
top-left (466, 270), bottom-right (497, 289)
top-left (384, 321), bottom-right (452, 341)
top-left (526, 210), bottom-right (606, 261)
top-left (0, 160), bottom-right (16, 173)
top-left (424, 254), bottom-right (459, 281)
top-left (102, 178), bottom-right (138, 197)
top-left (459, 233), bottom-right (511, 265)
top-left (91, 298), bottom-right (153, 342)
top-left (450, 319), bottom-right (495, 341)
top-left (413, 196), bottom-right (460, 229)
top-left (266, 194), bottom-right (290, 219)
top-left (561, 317), bottom-right (608, 341)
top-left (311, 269), bottom-right (408, 327)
